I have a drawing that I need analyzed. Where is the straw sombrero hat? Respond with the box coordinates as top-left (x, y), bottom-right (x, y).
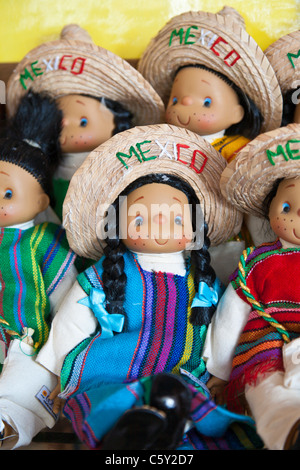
top-left (220, 123), bottom-right (300, 218)
top-left (63, 123), bottom-right (243, 260)
top-left (6, 24), bottom-right (164, 124)
top-left (264, 30), bottom-right (300, 95)
top-left (138, 6), bottom-right (282, 133)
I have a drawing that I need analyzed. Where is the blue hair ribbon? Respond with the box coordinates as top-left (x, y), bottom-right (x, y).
top-left (78, 288), bottom-right (124, 339)
top-left (191, 278), bottom-right (224, 309)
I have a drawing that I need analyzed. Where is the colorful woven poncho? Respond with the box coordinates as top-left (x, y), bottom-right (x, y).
top-left (227, 239), bottom-right (300, 407)
top-left (0, 222), bottom-right (76, 358)
top-left (212, 135), bottom-right (250, 163)
top-left (59, 250), bottom-right (257, 449)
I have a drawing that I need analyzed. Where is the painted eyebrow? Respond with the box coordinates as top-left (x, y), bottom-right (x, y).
top-left (133, 196), bottom-right (144, 203)
top-left (0, 171), bottom-right (9, 176)
top-left (173, 197), bottom-right (183, 203)
top-left (201, 79), bottom-right (210, 85)
top-left (76, 100), bottom-right (86, 106)
top-left (285, 184), bottom-right (295, 189)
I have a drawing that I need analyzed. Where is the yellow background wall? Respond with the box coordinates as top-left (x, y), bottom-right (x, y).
top-left (0, 0), bottom-right (299, 62)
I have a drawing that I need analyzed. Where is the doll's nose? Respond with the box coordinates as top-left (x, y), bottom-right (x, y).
top-left (181, 96), bottom-right (193, 106)
top-left (153, 213), bottom-right (167, 225)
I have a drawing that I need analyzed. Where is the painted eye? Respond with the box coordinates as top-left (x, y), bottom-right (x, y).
top-left (80, 117), bottom-right (88, 127)
top-left (203, 97), bottom-right (212, 108)
top-left (172, 97), bottom-right (178, 105)
top-left (4, 189), bottom-right (12, 199)
top-left (174, 215), bottom-right (183, 226)
top-left (134, 215), bottom-right (144, 227)
top-left (282, 202), bottom-right (291, 213)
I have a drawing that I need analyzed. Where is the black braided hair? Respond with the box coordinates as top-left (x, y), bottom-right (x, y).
top-left (173, 64), bottom-right (263, 140)
top-left (101, 173), bottom-right (217, 331)
top-left (82, 94), bottom-right (133, 135)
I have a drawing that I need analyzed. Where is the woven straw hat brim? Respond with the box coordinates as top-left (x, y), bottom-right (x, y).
top-left (6, 39), bottom-right (165, 124)
top-left (63, 123), bottom-right (243, 260)
top-left (264, 30), bottom-right (300, 95)
top-left (220, 123), bottom-right (300, 218)
top-left (138, 9), bottom-right (283, 133)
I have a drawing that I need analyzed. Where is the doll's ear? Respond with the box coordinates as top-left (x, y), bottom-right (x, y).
top-left (231, 104), bottom-right (245, 125)
top-left (38, 193), bottom-right (50, 212)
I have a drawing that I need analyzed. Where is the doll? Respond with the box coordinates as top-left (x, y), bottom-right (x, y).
top-left (0, 118), bottom-right (77, 448)
top-left (6, 24), bottom-right (165, 220)
top-left (203, 123), bottom-right (300, 450)
top-left (138, 7), bottom-right (283, 163)
top-left (264, 30), bottom-right (300, 127)
top-left (36, 123), bottom-right (257, 450)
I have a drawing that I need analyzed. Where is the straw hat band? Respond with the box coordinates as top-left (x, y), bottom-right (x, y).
top-left (138, 10), bottom-right (283, 133)
top-left (220, 123), bottom-right (300, 218)
top-left (63, 124), bottom-right (243, 259)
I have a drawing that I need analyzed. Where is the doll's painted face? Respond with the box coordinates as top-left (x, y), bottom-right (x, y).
top-left (269, 177), bottom-right (300, 246)
top-left (57, 94), bottom-right (115, 153)
top-left (119, 183), bottom-right (194, 253)
top-left (165, 67), bottom-right (244, 136)
top-left (0, 161), bottom-right (49, 227)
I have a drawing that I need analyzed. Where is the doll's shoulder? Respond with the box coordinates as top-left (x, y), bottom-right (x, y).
top-left (76, 249), bottom-right (137, 294)
top-left (34, 222), bottom-right (76, 268)
top-left (230, 239), bottom-right (281, 285)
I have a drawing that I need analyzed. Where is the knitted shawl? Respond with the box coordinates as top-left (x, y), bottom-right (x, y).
top-left (227, 239), bottom-right (300, 408)
top-left (60, 250), bottom-right (216, 396)
top-left (0, 222), bottom-right (76, 356)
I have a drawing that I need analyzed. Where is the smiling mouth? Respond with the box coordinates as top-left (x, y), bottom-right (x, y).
top-left (293, 229), bottom-right (300, 239)
top-left (177, 115), bottom-right (191, 126)
top-left (155, 238), bottom-right (168, 246)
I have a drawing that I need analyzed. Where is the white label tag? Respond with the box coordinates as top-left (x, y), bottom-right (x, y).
top-left (35, 385), bottom-right (58, 421)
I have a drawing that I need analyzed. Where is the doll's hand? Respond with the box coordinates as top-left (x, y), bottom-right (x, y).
top-left (207, 376), bottom-right (228, 405)
top-left (49, 378), bottom-right (64, 415)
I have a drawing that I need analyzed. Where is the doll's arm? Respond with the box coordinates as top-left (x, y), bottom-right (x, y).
top-left (37, 280), bottom-right (98, 376)
top-left (48, 263), bottom-right (78, 318)
top-left (206, 376), bottom-right (228, 405)
top-left (203, 283), bottom-right (251, 381)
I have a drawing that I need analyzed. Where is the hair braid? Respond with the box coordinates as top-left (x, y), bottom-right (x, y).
top-left (190, 222), bottom-right (217, 326)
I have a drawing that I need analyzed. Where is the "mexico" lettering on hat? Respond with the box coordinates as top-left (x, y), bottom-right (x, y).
top-left (168, 26), bottom-right (241, 67)
top-left (116, 139), bottom-right (208, 174)
top-left (266, 139), bottom-right (300, 165)
top-left (19, 55), bottom-right (87, 90)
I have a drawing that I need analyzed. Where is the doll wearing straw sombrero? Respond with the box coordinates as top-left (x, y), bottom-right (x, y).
top-left (6, 24), bottom-right (164, 221)
top-left (203, 124), bottom-right (300, 450)
top-left (138, 7), bottom-right (283, 163)
top-left (138, 6), bottom-right (283, 261)
top-left (265, 30), bottom-right (300, 127)
top-left (35, 124), bottom-right (258, 450)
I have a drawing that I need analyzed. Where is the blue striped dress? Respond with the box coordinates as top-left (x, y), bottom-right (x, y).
top-left (60, 250), bottom-right (256, 449)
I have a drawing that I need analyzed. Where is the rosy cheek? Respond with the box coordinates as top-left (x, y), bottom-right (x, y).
top-left (0, 205), bottom-right (12, 219)
top-left (125, 236), bottom-right (148, 251)
top-left (165, 109), bottom-right (176, 123)
top-left (270, 215), bottom-right (288, 236)
top-left (196, 113), bottom-right (216, 130)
